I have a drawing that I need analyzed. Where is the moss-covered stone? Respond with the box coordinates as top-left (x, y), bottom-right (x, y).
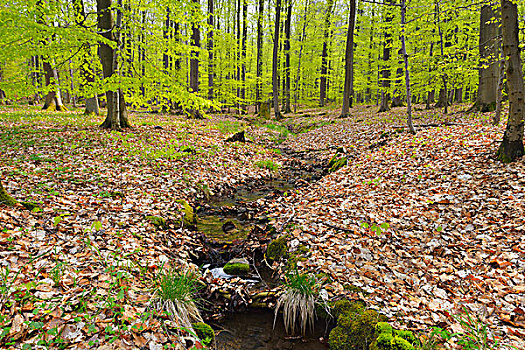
top-left (394, 330), bottom-right (417, 345)
top-left (175, 199), bottom-right (196, 228)
top-left (145, 215), bottom-right (167, 229)
top-left (328, 326), bottom-right (352, 350)
top-left (328, 301), bottom-right (388, 350)
top-left (192, 322), bottom-right (215, 346)
top-left (0, 182), bottom-right (17, 206)
top-left (223, 258), bottom-right (250, 275)
top-left (376, 322), bottom-right (393, 335)
top-left (391, 336), bottom-right (415, 350)
top-left (266, 236), bottom-right (288, 261)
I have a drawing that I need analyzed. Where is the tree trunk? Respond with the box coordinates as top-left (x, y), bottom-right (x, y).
top-left (341, 0), bottom-right (356, 117)
top-left (272, 0), bottom-right (282, 119)
top-left (497, 0), bottom-right (524, 162)
top-left (190, 0), bottom-right (200, 94)
top-left (474, 3), bottom-right (500, 112)
top-left (434, 1), bottom-right (448, 113)
top-left (293, 0), bottom-right (309, 113)
top-left (208, 0), bottom-right (214, 100)
top-left (494, 48), bottom-right (505, 125)
top-left (0, 181), bottom-right (16, 207)
top-left (283, 0), bottom-right (292, 113)
top-left (255, 0), bottom-right (264, 113)
top-left (42, 61), bottom-right (67, 111)
top-left (319, 0), bottom-right (334, 107)
top-left (378, 0), bottom-right (393, 112)
top-left (241, 0), bottom-right (248, 112)
top-left (400, 0), bottom-right (415, 134)
top-left (97, 0), bottom-right (130, 130)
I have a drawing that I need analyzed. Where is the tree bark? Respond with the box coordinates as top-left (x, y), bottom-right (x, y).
top-left (97, 0), bottom-right (130, 130)
top-left (272, 0), bottom-right (282, 119)
top-left (283, 0), bottom-right (292, 113)
top-left (319, 0), bottom-right (335, 107)
top-left (190, 0), bottom-right (200, 94)
top-left (293, 0), bottom-right (309, 113)
top-left (400, 0), bottom-right (415, 134)
top-left (474, 2), bottom-right (500, 112)
top-left (341, 0), bottom-right (356, 117)
top-left (496, 0), bottom-right (524, 162)
top-left (255, 0), bottom-right (264, 113)
top-left (378, 0), bottom-right (393, 112)
top-left (208, 0), bottom-right (214, 100)
top-left (241, 0), bottom-right (248, 112)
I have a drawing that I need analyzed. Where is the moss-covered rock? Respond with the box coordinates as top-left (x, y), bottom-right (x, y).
top-left (175, 199), bottom-right (196, 228)
top-left (192, 322), bottom-right (215, 346)
top-left (266, 236), bottom-right (288, 261)
top-left (370, 323), bottom-right (417, 350)
top-left (328, 301), bottom-right (388, 350)
top-left (391, 336), bottom-right (415, 350)
top-left (223, 258), bottom-right (250, 275)
top-left (0, 182), bottom-right (17, 206)
top-left (394, 330), bottom-right (417, 345)
top-left (145, 215), bottom-right (167, 229)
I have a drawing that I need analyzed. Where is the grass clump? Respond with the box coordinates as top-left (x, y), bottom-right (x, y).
top-left (255, 159), bottom-right (280, 172)
top-left (152, 267), bottom-right (203, 329)
top-left (274, 269), bottom-right (318, 336)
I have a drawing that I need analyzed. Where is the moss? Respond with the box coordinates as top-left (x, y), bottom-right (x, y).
top-left (175, 199), bottom-right (196, 227)
top-left (266, 236), bottom-right (288, 261)
top-left (329, 157), bottom-right (348, 173)
top-left (328, 326), bottom-right (352, 350)
top-left (192, 322), bottom-right (215, 346)
top-left (394, 330), bottom-right (416, 345)
top-left (0, 183), bottom-right (17, 206)
top-left (331, 299), bottom-right (365, 319)
top-left (145, 215), bottom-right (167, 229)
top-left (21, 201), bottom-right (41, 212)
top-left (223, 260), bottom-right (249, 275)
top-left (391, 336), bottom-right (414, 350)
top-left (373, 332), bottom-right (394, 350)
top-left (376, 322), bottom-right (393, 335)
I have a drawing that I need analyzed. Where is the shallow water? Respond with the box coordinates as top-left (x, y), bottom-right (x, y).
top-left (213, 310), bottom-right (328, 350)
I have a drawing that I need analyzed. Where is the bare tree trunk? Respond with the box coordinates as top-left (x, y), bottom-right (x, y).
top-left (190, 0), bottom-right (200, 94)
top-left (319, 0), bottom-right (334, 107)
top-left (434, 1), bottom-right (448, 113)
top-left (497, 0), bottom-right (524, 162)
top-left (494, 48), bottom-right (505, 125)
top-left (473, 2), bottom-right (500, 112)
top-left (97, 0), bottom-right (130, 130)
top-left (283, 0), bottom-right (292, 113)
top-left (208, 0), bottom-right (214, 100)
top-left (272, 0), bottom-right (282, 119)
top-left (378, 0), bottom-right (393, 112)
top-left (341, 0), bottom-right (356, 117)
top-left (241, 0), bottom-right (248, 113)
top-left (400, 0), bottom-right (415, 134)
top-left (293, 0), bottom-right (309, 113)
top-left (255, 0), bottom-right (264, 113)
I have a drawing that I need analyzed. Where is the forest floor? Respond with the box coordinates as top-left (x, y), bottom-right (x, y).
top-left (0, 103), bottom-right (524, 349)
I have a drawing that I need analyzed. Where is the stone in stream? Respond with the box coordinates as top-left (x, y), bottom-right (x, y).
top-left (223, 258), bottom-right (250, 275)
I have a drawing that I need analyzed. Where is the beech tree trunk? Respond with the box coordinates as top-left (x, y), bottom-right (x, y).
top-left (190, 0), bottom-right (200, 94)
top-left (272, 0), bottom-right (282, 119)
top-left (97, 0), bottom-right (130, 130)
top-left (256, 0), bottom-right (264, 113)
top-left (293, 0), bottom-right (309, 113)
top-left (474, 3), bottom-right (500, 112)
top-left (400, 0), bottom-right (415, 134)
top-left (378, 0), bottom-right (393, 112)
top-left (497, 0), bottom-right (524, 162)
top-left (319, 0), bottom-right (334, 107)
top-left (208, 0), bottom-right (214, 100)
top-left (283, 0), bottom-right (292, 113)
top-left (241, 0), bottom-right (248, 112)
top-left (341, 0), bottom-right (356, 117)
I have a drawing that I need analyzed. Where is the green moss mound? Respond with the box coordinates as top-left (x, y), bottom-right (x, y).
top-left (266, 236), bottom-right (288, 261)
top-left (192, 322), bottom-right (215, 346)
top-left (145, 215), bottom-right (167, 229)
top-left (328, 155), bottom-right (348, 173)
top-left (175, 199), bottom-right (196, 228)
top-left (370, 322), bottom-right (417, 350)
top-left (328, 301), bottom-right (388, 350)
top-left (21, 201), bottom-right (41, 212)
top-left (223, 259), bottom-right (250, 275)
top-left (0, 183), bottom-right (17, 206)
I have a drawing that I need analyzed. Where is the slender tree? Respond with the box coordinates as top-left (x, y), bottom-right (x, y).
top-left (208, 0), bottom-right (214, 100)
top-left (497, 0), bottom-right (524, 162)
top-left (378, 0), bottom-right (393, 112)
top-left (255, 0), bottom-right (264, 112)
top-left (319, 0), bottom-right (335, 107)
top-left (283, 0), bottom-right (292, 113)
top-left (272, 0), bottom-right (282, 119)
top-left (341, 0), bottom-right (356, 117)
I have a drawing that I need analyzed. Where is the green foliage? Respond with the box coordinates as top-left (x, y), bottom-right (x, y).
top-left (145, 215), bottom-right (167, 229)
top-left (192, 322), bottom-right (215, 346)
top-left (156, 268), bottom-right (201, 305)
top-left (255, 160), bottom-right (280, 172)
